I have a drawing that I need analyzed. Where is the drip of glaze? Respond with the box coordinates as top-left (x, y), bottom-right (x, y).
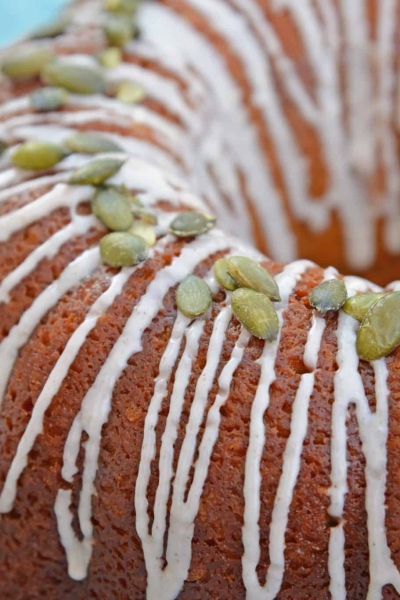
top-left (242, 259), bottom-right (314, 599)
top-left (328, 275), bottom-right (400, 599)
top-left (0, 211), bottom-right (98, 304)
top-left (0, 247), bottom-right (100, 411)
top-left (55, 232), bottom-right (229, 580)
top-left (0, 237), bottom-right (169, 514)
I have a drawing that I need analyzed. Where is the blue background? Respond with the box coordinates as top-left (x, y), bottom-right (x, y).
top-left (0, 0), bottom-right (67, 46)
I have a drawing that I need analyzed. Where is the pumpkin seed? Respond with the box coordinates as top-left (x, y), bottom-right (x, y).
top-left (309, 279), bottom-right (347, 314)
top-left (97, 47), bottom-right (122, 69)
top-left (64, 132), bottom-right (122, 155)
top-left (2, 48), bottom-right (53, 80)
top-left (100, 231), bottom-right (148, 267)
top-left (0, 139), bottom-right (7, 156)
top-left (105, 0), bottom-right (140, 14)
top-left (214, 258), bottom-right (237, 291)
top-left (69, 157), bottom-right (125, 185)
top-left (41, 61), bottom-right (105, 95)
top-left (227, 256), bottom-right (280, 302)
top-left (132, 207), bottom-right (157, 225)
top-left (92, 187), bottom-right (133, 231)
top-left (30, 15), bottom-right (70, 39)
top-left (11, 141), bottom-right (67, 170)
top-left (231, 288), bottom-right (279, 341)
top-left (176, 275), bottom-right (212, 318)
top-left (169, 211), bottom-right (216, 238)
top-left (356, 292), bottom-right (400, 361)
top-left (128, 219), bottom-right (156, 246)
top-left (111, 185), bottom-right (142, 206)
top-left (30, 87), bottom-right (69, 111)
top-left (105, 14), bottom-right (134, 46)
top-left (343, 292), bottom-right (386, 322)
top-left (114, 80), bottom-right (146, 104)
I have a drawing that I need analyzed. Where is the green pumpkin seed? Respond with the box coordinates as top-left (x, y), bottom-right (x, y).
top-left (114, 80), bottom-right (146, 104)
top-left (343, 292), bottom-right (386, 322)
top-left (214, 258), bottom-right (237, 291)
top-left (11, 141), bottom-right (67, 171)
top-left (227, 256), bottom-right (280, 302)
top-left (176, 275), bottom-right (212, 318)
top-left (41, 61), bottom-right (105, 95)
top-left (105, 14), bottom-right (134, 46)
top-left (100, 231), bottom-right (148, 267)
top-left (30, 87), bottom-right (69, 111)
top-left (128, 219), bottom-right (156, 246)
top-left (64, 132), bottom-right (122, 155)
top-left (105, 0), bottom-right (140, 14)
top-left (30, 15), bottom-right (70, 39)
top-left (2, 48), bottom-right (53, 80)
top-left (0, 139), bottom-right (8, 156)
top-left (356, 292), bottom-right (400, 361)
top-left (69, 157), bottom-right (125, 185)
top-left (92, 187), bottom-right (133, 231)
top-left (309, 279), bottom-right (347, 314)
top-left (110, 185), bottom-right (142, 206)
top-left (97, 47), bottom-right (122, 69)
top-left (169, 211), bottom-right (216, 238)
top-left (231, 288), bottom-right (279, 341)
top-left (132, 207), bottom-right (157, 225)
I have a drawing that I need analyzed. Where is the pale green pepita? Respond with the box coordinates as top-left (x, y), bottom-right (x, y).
top-left (214, 258), bottom-right (237, 292)
top-left (231, 287), bottom-right (279, 341)
top-left (176, 275), bottom-right (212, 318)
top-left (0, 139), bottom-right (7, 156)
top-left (30, 15), bottom-right (70, 39)
top-left (69, 157), bottom-right (125, 185)
top-left (105, 14), bottom-right (134, 46)
top-left (97, 47), bottom-right (122, 69)
top-left (356, 292), bottom-right (400, 361)
top-left (2, 48), bottom-right (53, 80)
top-left (227, 256), bottom-right (280, 302)
top-left (309, 279), bottom-right (347, 314)
top-left (105, 0), bottom-right (140, 14)
top-left (111, 185), bottom-right (142, 206)
top-left (30, 87), bottom-right (69, 111)
top-left (169, 211), bottom-right (216, 238)
top-left (128, 219), bottom-right (156, 246)
top-left (92, 187), bottom-right (133, 231)
top-left (41, 61), bottom-right (105, 95)
top-left (343, 292), bottom-right (386, 322)
top-left (11, 141), bottom-right (67, 171)
top-left (100, 231), bottom-right (148, 267)
top-left (64, 132), bottom-right (122, 155)
top-left (132, 207), bottom-right (157, 225)
top-left (114, 80), bottom-right (146, 104)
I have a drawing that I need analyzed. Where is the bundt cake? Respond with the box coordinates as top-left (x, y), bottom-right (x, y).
top-left (1, 1), bottom-right (400, 599)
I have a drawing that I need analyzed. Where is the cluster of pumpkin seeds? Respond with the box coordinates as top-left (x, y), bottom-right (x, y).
top-left (6, 126), bottom-right (158, 267)
top-left (310, 279), bottom-right (400, 361)
top-left (175, 244), bottom-right (281, 342)
top-left (0, 0), bottom-right (145, 108)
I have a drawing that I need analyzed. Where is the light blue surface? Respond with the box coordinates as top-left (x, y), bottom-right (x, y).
top-left (0, 0), bottom-right (67, 46)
